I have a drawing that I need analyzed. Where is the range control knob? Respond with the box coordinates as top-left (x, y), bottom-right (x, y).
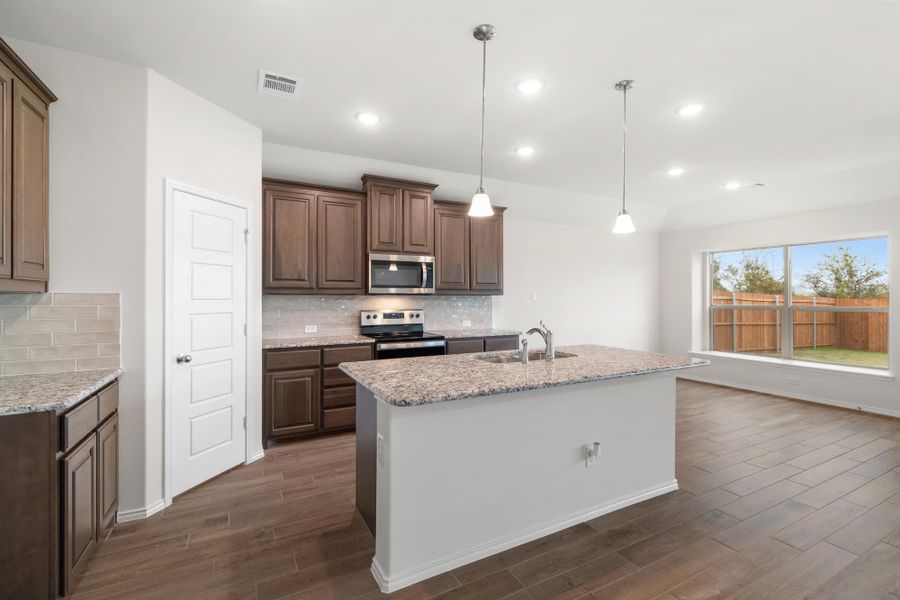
top-left (366, 315), bottom-right (371, 319)
top-left (415, 313), bottom-right (421, 318)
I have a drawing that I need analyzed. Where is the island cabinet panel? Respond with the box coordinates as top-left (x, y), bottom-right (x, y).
top-left (266, 368), bottom-right (321, 438)
top-left (317, 192), bottom-right (365, 291)
top-left (263, 344), bottom-right (373, 445)
top-left (366, 182), bottom-right (403, 253)
top-left (0, 39), bottom-right (55, 293)
top-left (470, 212), bottom-right (504, 292)
top-left (62, 433), bottom-right (97, 596)
top-left (402, 188), bottom-right (434, 254)
top-left (434, 204), bottom-right (469, 291)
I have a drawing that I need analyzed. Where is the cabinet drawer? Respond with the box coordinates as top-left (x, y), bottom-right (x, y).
top-left (265, 349), bottom-right (321, 371)
top-left (484, 336), bottom-right (519, 352)
top-left (97, 381), bottom-right (119, 423)
top-left (446, 338), bottom-right (484, 355)
top-left (61, 396), bottom-right (99, 453)
top-left (322, 366), bottom-right (354, 388)
top-left (322, 345), bottom-right (373, 366)
top-left (323, 385), bottom-right (356, 409)
top-left (323, 406), bottom-right (355, 430)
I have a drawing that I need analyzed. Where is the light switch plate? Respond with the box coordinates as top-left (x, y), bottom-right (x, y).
top-left (462, 320), bottom-right (472, 327)
top-left (377, 434), bottom-right (385, 466)
top-left (531, 291), bottom-right (538, 301)
top-left (305, 325), bottom-right (318, 334)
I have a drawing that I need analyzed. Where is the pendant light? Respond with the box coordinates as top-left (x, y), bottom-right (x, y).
top-left (469, 24), bottom-right (496, 217)
top-left (613, 79), bottom-right (636, 234)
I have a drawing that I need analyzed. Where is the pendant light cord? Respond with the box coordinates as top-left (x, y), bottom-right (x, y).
top-left (621, 84), bottom-right (628, 213)
top-left (479, 39), bottom-right (487, 192)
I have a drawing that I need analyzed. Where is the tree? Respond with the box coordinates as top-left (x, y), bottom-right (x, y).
top-left (803, 246), bottom-right (888, 298)
top-left (714, 255), bottom-right (783, 294)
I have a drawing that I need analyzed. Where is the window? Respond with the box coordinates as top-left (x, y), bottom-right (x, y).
top-left (709, 237), bottom-right (889, 370)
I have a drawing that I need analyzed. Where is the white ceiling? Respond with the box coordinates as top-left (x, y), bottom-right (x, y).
top-left (2, 0), bottom-right (900, 228)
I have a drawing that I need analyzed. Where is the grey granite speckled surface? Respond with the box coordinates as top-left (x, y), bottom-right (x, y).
top-left (340, 344), bottom-right (708, 407)
top-left (431, 328), bottom-right (520, 339)
top-left (0, 368), bottom-right (123, 416)
top-left (263, 335), bottom-right (374, 349)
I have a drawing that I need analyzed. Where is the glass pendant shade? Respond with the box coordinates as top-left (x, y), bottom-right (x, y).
top-left (613, 210), bottom-right (636, 234)
top-left (468, 190), bottom-right (494, 217)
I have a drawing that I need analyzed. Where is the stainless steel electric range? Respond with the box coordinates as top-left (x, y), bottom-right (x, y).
top-left (360, 309), bottom-right (446, 359)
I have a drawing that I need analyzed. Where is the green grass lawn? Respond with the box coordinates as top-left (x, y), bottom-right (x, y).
top-left (753, 347), bottom-right (888, 369)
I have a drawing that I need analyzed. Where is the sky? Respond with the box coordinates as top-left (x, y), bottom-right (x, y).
top-left (713, 237), bottom-right (889, 295)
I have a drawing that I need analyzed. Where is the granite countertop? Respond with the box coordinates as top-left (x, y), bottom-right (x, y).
top-left (431, 328), bottom-right (520, 339)
top-left (340, 344), bottom-right (708, 407)
top-left (0, 368), bottom-right (124, 416)
top-left (263, 335), bottom-right (374, 349)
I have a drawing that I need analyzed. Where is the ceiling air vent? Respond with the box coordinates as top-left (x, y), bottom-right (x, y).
top-left (258, 71), bottom-right (301, 99)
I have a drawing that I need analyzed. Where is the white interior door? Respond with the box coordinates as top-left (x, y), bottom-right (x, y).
top-left (171, 188), bottom-right (247, 497)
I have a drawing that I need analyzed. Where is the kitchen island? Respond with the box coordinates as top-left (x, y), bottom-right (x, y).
top-left (340, 344), bottom-right (707, 592)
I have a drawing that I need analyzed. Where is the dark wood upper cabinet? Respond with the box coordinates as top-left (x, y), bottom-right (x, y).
top-left (402, 188), bottom-right (434, 254)
top-left (265, 368), bottom-right (321, 438)
top-left (434, 200), bottom-right (505, 295)
top-left (363, 175), bottom-right (436, 255)
top-left (263, 184), bottom-right (317, 291)
top-left (263, 180), bottom-right (366, 294)
top-left (0, 37), bottom-right (55, 293)
top-left (434, 203), bottom-right (469, 291)
top-left (470, 211), bottom-right (504, 293)
top-left (365, 181), bottom-right (403, 253)
top-left (317, 191), bottom-right (364, 290)
top-left (0, 60), bottom-right (11, 280)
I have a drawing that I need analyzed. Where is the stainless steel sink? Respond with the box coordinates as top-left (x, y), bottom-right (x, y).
top-left (475, 351), bottom-right (577, 364)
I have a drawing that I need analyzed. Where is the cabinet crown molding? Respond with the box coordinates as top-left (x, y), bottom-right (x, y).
top-left (0, 37), bottom-right (57, 104)
top-left (361, 174), bottom-right (438, 191)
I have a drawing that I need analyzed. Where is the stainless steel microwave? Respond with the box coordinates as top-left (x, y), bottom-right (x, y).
top-left (368, 253), bottom-right (435, 294)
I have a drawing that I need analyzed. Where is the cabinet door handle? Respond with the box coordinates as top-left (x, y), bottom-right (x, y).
top-left (176, 354), bottom-right (193, 364)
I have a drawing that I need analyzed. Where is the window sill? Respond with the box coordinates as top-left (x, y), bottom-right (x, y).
top-left (690, 350), bottom-right (895, 381)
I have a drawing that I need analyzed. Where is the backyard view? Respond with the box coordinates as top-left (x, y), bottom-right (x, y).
top-left (711, 238), bottom-right (889, 369)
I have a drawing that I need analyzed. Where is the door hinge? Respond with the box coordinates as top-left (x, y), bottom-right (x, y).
top-left (243, 416), bottom-right (247, 430)
top-left (243, 323), bottom-right (247, 336)
top-left (244, 228), bottom-right (249, 243)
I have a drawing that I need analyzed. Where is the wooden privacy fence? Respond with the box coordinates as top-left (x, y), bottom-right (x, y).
top-left (712, 292), bottom-right (888, 353)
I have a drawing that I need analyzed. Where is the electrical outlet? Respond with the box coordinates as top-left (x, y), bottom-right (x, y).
top-left (585, 442), bottom-right (602, 468)
top-left (376, 434), bottom-right (385, 466)
top-left (462, 320), bottom-right (472, 327)
top-left (531, 291), bottom-right (538, 301)
top-left (305, 325), bottom-right (318, 334)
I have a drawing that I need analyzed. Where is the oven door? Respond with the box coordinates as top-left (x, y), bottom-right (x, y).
top-left (368, 254), bottom-right (435, 294)
top-left (376, 339), bottom-right (446, 359)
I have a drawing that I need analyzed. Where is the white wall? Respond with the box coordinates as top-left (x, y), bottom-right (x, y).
top-left (145, 72), bottom-right (264, 505)
top-left (7, 38), bottom-right (151, 512)
top-left (7, 38), bottom-right (263, 516)
top-left (263, 143), bottom-right (663, 351)
top-left (660, 198), bottom-right (900, 416)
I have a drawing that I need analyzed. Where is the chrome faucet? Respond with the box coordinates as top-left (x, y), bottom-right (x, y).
top-left (526, 321), bottom-right (555, 361)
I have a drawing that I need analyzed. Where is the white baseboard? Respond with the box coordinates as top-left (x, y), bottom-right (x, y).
top-left (247, 449), bottom-right (265, 464)
top-left (684, 374), bottom-right (900, 420)
top-left (371, 479), bottom-right (679, 593)
top-left (117, 498), bottom-right (166, 523)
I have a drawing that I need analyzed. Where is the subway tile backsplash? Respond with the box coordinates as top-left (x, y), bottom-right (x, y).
top-left (264, 295), bottom-right (492, 339)
top-left (0, 293), bottom-right (121, 375)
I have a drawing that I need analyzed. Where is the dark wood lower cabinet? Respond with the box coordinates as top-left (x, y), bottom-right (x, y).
top-left (263, 344), bottom-right (373, 446)
top-left (484, 335), bottom-right (519, 352)
top-left (0, 377), bottom-right (119, 599)
top-left (446, 338), bottom-right (484, 354)
top-left (62, 434), bottom-right (97, 595)
top-left (266, 368), bottom-right (321, 438)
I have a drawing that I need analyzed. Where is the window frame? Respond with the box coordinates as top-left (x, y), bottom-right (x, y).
top-left (706, 236), bottom-right (890, 370)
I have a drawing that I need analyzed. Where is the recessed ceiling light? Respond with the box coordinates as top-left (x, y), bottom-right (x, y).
top-left (355, 112), bottom-right (381, 126)
top-left (516, 78), bottom-right (545, 95)
top-left (515, 146), bottom-right (535, 157)
top-left (724, 181), bottom-right (743, 190)
top-left (677, 103), bottom-right (705, 118)
top-left (667, 167), bottom-right (685, 177)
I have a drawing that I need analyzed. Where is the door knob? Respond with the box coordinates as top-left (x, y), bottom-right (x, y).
top-left (176, 354), bottom-right (193, 364)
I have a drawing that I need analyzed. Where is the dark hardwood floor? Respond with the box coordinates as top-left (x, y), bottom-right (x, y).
top-left (72, 380), bottom-right (900, 600)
